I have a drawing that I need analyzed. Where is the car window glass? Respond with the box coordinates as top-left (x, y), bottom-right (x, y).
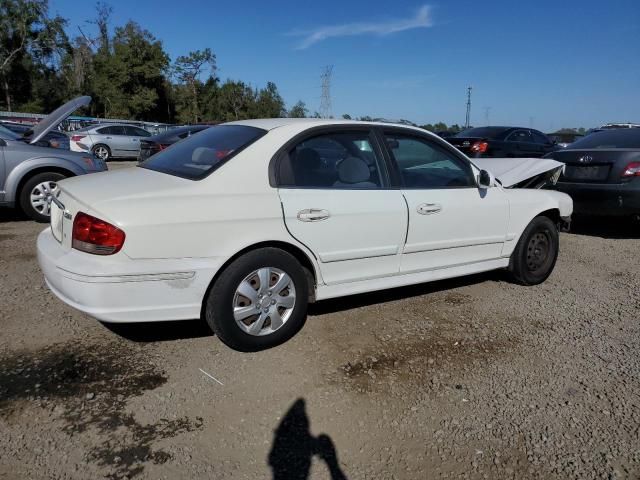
top-left (568, 129), bottom-right (640, 149)
top-left (532, 131), bottom-right (550, 144)
top-left (385, 134), bottom-right (474, 189)
top-left (0, 124), bottom-right (21, 140)
top-left (97, 126), bottom-right (112, 135)
top-left (141, 125), bottom-right (265, 180)
top-left (278, 131), bottom-right (382, 189)
top-left (507, 130), bottom-right (533, 142)
top-left (134, 127), bottom-right (150, 136)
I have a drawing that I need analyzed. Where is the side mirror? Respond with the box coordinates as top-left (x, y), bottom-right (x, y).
top-left (478, 169), bottom-right (494, 188)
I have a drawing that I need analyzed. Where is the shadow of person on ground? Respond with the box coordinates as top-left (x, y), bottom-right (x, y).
top-left (269, 398), bottom-right (347, 480)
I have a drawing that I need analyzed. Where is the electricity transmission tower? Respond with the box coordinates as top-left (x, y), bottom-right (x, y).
top-left (319, 65), bottom-right (333, 119)
top-left (464, 86), bottom-right (472, 128)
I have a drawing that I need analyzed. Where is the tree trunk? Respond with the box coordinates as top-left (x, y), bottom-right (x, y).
top-left (191, 81), bottom-right (198, 123)
top-left (2, 77), bottom-right (11, 111)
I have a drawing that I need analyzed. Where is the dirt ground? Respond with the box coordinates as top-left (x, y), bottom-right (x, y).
top-left (1, 162), bottom-right (639, 479)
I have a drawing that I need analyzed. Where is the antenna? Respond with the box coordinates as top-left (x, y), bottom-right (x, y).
top-left (319, 65), bottom-right (333, 119)
top-left (465, 86), bottom-right (472, 129)
top-left (483, 106), bottom-right (491, 125)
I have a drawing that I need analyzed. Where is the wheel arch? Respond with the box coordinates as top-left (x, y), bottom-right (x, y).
top-left (199, 240), bottom-right (319, 320)
top-left (14, 166), bottom-right (77, 202)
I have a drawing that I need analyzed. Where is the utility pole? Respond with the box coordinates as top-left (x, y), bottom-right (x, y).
top-left (483, 106), bottom-right (491, 126)
top-left (464, 86), bottom-right (472, 129)
top-left (529, 116), bottom-right (534, 128)
top-left (319, 65), bottom-right (333, 119)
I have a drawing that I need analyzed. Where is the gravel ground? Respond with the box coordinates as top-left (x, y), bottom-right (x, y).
top-left (1, 162), bottom-right (639, 479)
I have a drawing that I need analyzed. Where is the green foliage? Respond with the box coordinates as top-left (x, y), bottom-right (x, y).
top-left (0, 0), bottom-right (291, 125)
top-left (288, 101), bottom-right (308, 118)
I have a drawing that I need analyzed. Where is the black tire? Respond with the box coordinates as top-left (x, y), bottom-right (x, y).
top-left (508, 216), bottom-right (559, 285)
top-left (92, 144), bottom-right (111, 161)
top-left (205, 248), bottom-right (309, 351)
top-left (19, 172), bottom-right (66, 223)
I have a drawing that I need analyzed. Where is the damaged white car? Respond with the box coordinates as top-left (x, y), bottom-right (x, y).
top-left (37, 119), bottom-right (572, 351)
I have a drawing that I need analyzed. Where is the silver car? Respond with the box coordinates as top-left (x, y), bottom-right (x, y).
top-left (70, 123), bottom-right (152, 161)
top-left (0, 96), bottom-right (107, 222)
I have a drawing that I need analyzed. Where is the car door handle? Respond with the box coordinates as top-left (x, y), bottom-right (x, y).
top-left (297, 209), bottom-right (330, 222)
top-left (417, 203), bottom-right (442, 215)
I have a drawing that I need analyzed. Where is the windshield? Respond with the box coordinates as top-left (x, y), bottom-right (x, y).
top-left (569, 129), bottom-right (640, 149)
top-left (0, 124), bottom-right (21, 140)
top-left (140, 125), bottom-right (266, 179)
top-left (454, 127), bottom-right (507, 139)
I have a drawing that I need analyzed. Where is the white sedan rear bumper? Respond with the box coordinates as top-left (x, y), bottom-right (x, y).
top-left (37, 228), bottom-right (222, 323)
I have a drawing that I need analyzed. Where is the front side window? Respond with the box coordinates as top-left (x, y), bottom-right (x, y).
top-left (385, 134), bottom-right (475, 189)
top-left (278, 131), bottom-right (382, 189)
top-left (141, 125), bottom-right (266, 179)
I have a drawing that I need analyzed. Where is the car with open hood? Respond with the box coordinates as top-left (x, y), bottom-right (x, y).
top-left (37, 119), bottom-right (572, 351)
top-left (0, 96), bottom-right (107, 222)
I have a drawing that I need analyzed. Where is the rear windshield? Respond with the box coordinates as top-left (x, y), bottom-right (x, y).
top-left (568, 129), bottom-right (640, 149)
top-left (454, 127), bottom-right (507, 139)
top-left (140, 125), bottom-right (266, 179)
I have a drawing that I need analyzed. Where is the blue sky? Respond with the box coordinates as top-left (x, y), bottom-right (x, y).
top-left (50, 0), bottom-right (639, 130)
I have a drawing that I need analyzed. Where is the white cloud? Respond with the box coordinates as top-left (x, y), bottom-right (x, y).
top-left (290, 5), bottom-right (432, 50)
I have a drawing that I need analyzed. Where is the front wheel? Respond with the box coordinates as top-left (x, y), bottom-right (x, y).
top-left (205, 248), bottom-right (309, 351)
top-left (508, 216), bottom-right (559, 285)
top-left (19, 172), bottom-right (66, 222)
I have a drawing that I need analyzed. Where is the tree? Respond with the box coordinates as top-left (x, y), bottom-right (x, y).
top-left (0, 0), bottom-right (69, 111)
top-left (173, 48), bottom-right (215, 123)
top-left (253, 81), bottom-right (285, 118)
top-left (91, 21), bottom-right (169, 119)
top-left (288, 100), bottom-right (307, 118)
top-left (342, 113), bottom-right (351, 120)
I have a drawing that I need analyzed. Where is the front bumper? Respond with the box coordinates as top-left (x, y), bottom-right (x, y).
top-left (37, 228), bottom-right (222, 323)
top-left (554, 180), bottom-right (640, 216)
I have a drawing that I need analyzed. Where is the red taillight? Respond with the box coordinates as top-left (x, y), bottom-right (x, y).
top-left (71, 135), bottom-right (86, 142)
top-left (621, 161), bottom-right (640, 178)
top-left (471, 141), bottom-right (489, 154)
top-left (72, 212), bottom-right (125, 255)
top-left (158, 143), bottom-right (171, 151)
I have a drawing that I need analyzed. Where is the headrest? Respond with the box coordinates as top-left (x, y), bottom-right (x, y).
top-left (338, 156), bottom-right (370, 184)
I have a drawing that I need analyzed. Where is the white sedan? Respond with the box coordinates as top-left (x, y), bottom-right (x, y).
top-left (37, 119), bottom-right (572, 351)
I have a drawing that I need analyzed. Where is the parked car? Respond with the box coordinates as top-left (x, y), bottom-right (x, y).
top-left (138, 125), bottom-right (210, 163)
top-left (69, 123), bottom-right (151, 160)
top-left (38, 119), bottom-right (572, 351)
top-left (546, 128), bottom-right (640, 218)
top-left (0, 120), bottom-right (71, 150)
top-left (447, 126), bottom-right (557, 158)
top-left (0, 96), bottom-right (107, 222)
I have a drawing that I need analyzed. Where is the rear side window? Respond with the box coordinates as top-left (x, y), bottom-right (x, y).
top-left (532, 131), bottom-right (551, 144)
top-left (569, 129), bottom-right (640, 149)
top-left (277, 131), bottom-right (383, 189)
top-left (507, 130), bottom-right (533, 142)
top-left (385, 134), bottom-right (475, 189)
top-left (140, 125), bottom-right (266, 179)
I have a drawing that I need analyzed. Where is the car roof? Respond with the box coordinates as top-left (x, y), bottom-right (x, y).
top-left (222, 117), bottom-right (430, 133)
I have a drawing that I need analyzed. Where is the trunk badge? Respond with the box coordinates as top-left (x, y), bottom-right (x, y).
top-left (578, 155), bottom-right (593, 163)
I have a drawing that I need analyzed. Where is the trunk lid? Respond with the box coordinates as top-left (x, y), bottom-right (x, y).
top-left (552, 149), bottom-right (640, 183)
top-left (447, 136), bottom-right (484, 155)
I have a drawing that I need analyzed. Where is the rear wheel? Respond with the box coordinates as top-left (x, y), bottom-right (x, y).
top-left (19, 172), bottom-right (66, 222)
top-left (205, 248), bottom-right (309, 351)
top-left (508, 216), bottom-right (559, 285)
top-left (92, 144), bottom-right (111, 161)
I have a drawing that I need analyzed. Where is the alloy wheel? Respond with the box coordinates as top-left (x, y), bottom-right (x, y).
top-left (30, 181), bottom-right (59, 217)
